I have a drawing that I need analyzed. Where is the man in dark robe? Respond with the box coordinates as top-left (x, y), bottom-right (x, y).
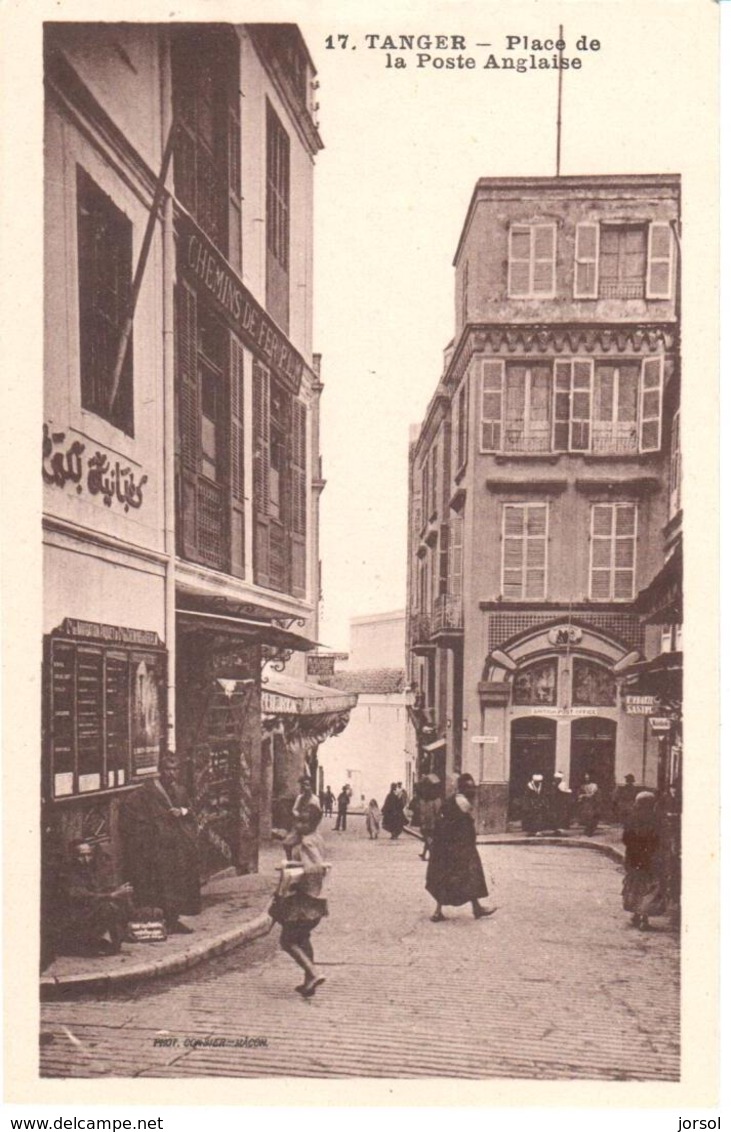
top-left (122, 753), bottom-right (201, 934)
top-left (522, 774), bottom-right (546, 835)
top-left (426, 773), bottom-right (492, 921)
top-left (56, 840), bottom-right (134, 955)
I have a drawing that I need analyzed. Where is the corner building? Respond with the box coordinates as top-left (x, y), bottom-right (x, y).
top-left (42, 24), bottom-right (335, 907)
top-left (407, 176), bottom-right (681, 833)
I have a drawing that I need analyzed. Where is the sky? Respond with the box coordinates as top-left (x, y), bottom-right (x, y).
top-left (303, 0), bottom-right (717, 650)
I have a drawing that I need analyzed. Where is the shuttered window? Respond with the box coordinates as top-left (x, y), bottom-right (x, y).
top-left (77, 166), bottom-right (134, 435)
top-left (266, 100), bottom-right (291, 332)
top-left (639, 356), bottom-right (663, 452)
top-left (590, 503), bottom-right (637, 600)
top-left (480, 360), bottom-right (503, 452)
top-left (508, 223), bottom-right (556, 298)
top-left (502, 504), bottom-right (548, 600)
top-left (172, 27), bottom-right (241, 265)
top-left (646, 222), bottom-right (674, 299)
top-left (574, 222), bottom-right (599, 298)
top-left (669, 411), bottom-right (681, 517)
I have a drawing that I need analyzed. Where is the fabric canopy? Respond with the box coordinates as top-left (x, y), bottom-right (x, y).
top-left (261, 673), bottom-right (358, 716)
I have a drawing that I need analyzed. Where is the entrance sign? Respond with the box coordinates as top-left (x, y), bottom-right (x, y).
top-left (528, 707), bottom-right (598, 717)
top-left (471, 735), bottom-right (499, 744)
top-left (650, 717), bottom-right (671, 732)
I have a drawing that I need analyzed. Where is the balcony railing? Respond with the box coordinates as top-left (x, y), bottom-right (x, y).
top-left (591, 426), bottom-right (638, 454)
top-left (503, 422), bottom-right (552, 454)
top-left (598, 281), bottom-right (645, 300)
top-left (432, 594), bottom-right (464, 633)
top-left (410, 612), bottom-right (432, 645)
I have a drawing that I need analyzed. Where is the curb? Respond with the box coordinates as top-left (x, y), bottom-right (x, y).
top-left (40, 909), bottom-right (274, 999)
top-left (475, 835), bottom-right (624, 864)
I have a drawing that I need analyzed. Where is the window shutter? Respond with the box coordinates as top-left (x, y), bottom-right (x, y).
top-left (553, 361), bottom-right (571, 450)
top-left (574, 223), bottom-right (599, 298)
top-left (481, 360), bottom-right (504, 451)
top-left (290, 398), bottom-right (307, 597)
top-left (228, 335), bottom-right (245, 577)
top-left (570, 360), bottom-right (593, 451)
top-left (175, 281), bottom-right (200, 559)
top-left (508, 226), bottom-right (532, 296)
top-left (639, 356), bottom-right (663, 451)
top-left (532, 225), bottom-right (556, 295)
top-left (646, 222), bottom-right (673, 299)
top-left (252, 361), bottom-right (270, 586)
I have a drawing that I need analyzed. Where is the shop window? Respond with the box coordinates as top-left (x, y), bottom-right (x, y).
top-left (45, 629), bottom-right (166, 799)
top-left (508, 223), bottom-right (556, 298)
top-left (266, 100), bottom-right (290, 332)
top-left (501, 503), bottom-right (548, 600)
top-left (77, 166), bottom-right (134, 435)
top-left (172, 26), bottom-right (241, 269)
top-left (589, 502), bottom-right (637, 601)
top-left (513, 658), bottom-right (558, 705)
top-left (572, 658), bottom-right (616, 706)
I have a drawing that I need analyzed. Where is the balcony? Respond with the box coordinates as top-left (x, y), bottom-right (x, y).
top-left (410, 612), bottom-right (434, 654)
top-left (590, 425), bottom-right (639, 455)
top-left (598, 281), bottom-right (645, 300)
top-left (503, 421), bottom-right (552, 454)
top-left (432, 594), bottom-right (464, 640)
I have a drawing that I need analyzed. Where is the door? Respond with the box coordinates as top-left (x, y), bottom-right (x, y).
top-left (570, 717), bottom-right (616, 815)
top-left (509, 716), bottom-right (557, 819)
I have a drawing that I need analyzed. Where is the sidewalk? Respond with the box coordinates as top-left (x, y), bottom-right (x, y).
top-left (40, 842), bottom-right (282, 999)
top-left (40, 823), bottom-right (626, 998)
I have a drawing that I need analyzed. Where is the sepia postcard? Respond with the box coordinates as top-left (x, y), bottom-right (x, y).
top-left (0, 0), bottom-right (721, 1112)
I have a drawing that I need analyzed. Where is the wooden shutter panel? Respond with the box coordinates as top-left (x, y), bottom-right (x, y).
top-left (252, 361), bottom-right (270, 586)
top-left (532, 225), bottom-right (556, 295)
top-left (176, 281), bottom-right (199, 558)
top-left (290, 398), bottom-right (307, 597)
top-left (229, 335), bottom-right (245, 577)
top-left (646, 222), bottom-right (673, 299)
top-left (639, 356), bottom-right (663, 452)
top-left (574, 223), bottom-right (599, 298)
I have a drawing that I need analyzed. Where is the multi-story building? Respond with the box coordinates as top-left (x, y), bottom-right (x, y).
top-left (406, 175), bottom-right (681, 833)
top-left (42, 24), bottom-right (350, 916)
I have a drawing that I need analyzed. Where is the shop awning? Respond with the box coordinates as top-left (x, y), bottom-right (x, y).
top-left (176, 608), bottom-right (320, 652)
top-left (261, 674), bottom-right (358, 716)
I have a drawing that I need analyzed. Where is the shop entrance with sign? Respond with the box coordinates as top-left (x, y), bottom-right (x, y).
top-left (509, 717), bottom-right (557, 819)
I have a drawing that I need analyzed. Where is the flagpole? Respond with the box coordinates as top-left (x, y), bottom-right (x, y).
top-left (556, 25), bottom-right (564, 176)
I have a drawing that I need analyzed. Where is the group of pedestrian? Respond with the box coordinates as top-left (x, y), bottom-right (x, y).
top-left (521, 771), bottom-right (574, 836)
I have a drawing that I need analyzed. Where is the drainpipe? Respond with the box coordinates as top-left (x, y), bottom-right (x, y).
top-left (160, 31), bottom-right (176, 748)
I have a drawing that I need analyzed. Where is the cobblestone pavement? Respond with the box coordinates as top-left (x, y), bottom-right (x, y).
top-left (40, 827), bottom-right (679, 1080)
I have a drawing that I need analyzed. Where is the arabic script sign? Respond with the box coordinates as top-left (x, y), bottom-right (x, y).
top-left (43, 424), bottom-right (148, 512)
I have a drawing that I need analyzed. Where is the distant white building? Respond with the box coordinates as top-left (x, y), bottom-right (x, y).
top-left (316, 612), bottom-right (416, 809)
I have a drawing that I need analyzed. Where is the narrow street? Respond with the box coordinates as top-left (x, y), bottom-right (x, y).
top-left (40, 826), bottom-right (679, 1081)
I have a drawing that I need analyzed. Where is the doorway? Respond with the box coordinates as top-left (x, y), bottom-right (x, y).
top-left (570, 717), bottom-right (617, 814)
top-left (509, 716), bottom-right (557, 819)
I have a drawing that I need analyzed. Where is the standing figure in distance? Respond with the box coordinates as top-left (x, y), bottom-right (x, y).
top-left (612, 773), bottom-right (639, 826)
top-left (365, 798), bottom-right (382, 839)
top-left (576, 772), bottom-right (601, 837)
top-left (322, 786), bottom-right (335, 818)
top-left (426, 773), bottom-right (493, 922)
top-left (522, 774), bottom-right (545, 836)
top-left (381, 782), bottom-right (407, 840)
top-left (334, 785), bottom-right (349, 832)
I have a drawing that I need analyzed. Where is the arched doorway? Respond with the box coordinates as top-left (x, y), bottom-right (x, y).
top-left (570, 717), bottom-right (617, 815)
top-left (509, 716), bottom-right (557, 819)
